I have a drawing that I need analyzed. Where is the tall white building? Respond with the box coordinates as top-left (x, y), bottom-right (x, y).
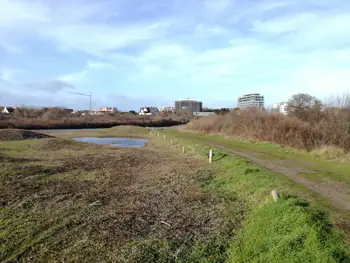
top-left (237, 93), bottom-right (264, 109)
top-left (272, 102), bottom-right (288, 115)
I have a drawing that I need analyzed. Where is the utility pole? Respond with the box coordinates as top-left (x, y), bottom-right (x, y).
top-left (69, 92), bottom-right (92, 113)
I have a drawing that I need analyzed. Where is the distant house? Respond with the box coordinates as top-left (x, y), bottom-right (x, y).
top-left (160, 106), bottom-right (175, 112)
top-left (139, 107), bottom-right (159, 116)
top-left (193, 112), bottom-right (215, 117)
top-left (0, 106), bottom-right (15, 114)
top-left (98, 107), bottom-right (118, 114)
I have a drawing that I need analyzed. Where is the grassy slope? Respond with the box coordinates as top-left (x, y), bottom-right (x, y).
top-left (155, 129), bottom-right (350, 262)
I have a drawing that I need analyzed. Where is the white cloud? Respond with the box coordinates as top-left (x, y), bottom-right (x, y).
top-left (1, 0), bottom-right (350, 107)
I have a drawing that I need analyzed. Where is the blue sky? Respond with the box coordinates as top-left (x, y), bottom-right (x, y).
top-left (0, 0), bottom-right (350, 110)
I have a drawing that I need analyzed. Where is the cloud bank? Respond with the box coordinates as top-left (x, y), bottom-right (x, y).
top-left (0, 0), bottom-right (350, 110)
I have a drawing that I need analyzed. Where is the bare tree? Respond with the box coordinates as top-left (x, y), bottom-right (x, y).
top-left (287, 93), bottom-right (323, 121)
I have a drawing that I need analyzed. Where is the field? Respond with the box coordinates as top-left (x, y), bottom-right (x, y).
top-left (1, 127), bottom-right (349, 262)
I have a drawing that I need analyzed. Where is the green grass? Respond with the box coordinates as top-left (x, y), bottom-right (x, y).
top-left (228, 198), bottom-right (349, 263)
top-left (153, 130), bottom-right (350, 262)
top-left (164, 130), bottom-right (350, 183)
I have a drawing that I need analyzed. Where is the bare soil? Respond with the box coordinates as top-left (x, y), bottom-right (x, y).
top-left (0, 138), bottom-right (228, 262)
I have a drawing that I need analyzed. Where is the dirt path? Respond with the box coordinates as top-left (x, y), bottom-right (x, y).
top-left (191, 139), bottom-right (350, 211)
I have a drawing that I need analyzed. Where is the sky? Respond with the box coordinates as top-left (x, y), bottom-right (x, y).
top-left (0, 0), bottom-right (350, 111)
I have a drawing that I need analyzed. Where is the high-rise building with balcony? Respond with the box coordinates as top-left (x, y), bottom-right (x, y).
top-left (237, 93), bottom-right (264, 109)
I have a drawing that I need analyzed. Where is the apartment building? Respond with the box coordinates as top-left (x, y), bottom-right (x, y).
top-left (237, 93), bottom-right (264, 109)
top-left (175, 98), bottom-right (202, 114)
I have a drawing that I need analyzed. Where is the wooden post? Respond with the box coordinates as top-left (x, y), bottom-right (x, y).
top-left (209, 149), bottom-right (213, 163)
top-left (157, 132), bottom-right (159, 137)
top-left (271, 190), bottom-right (279, 202)
top-left (182, 146), bottom-right (185, 153)
top-left (170, 140), bottom-right (173, 146)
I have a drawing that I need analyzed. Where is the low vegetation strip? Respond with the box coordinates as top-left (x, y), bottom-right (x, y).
top-left (186, 108), bottom-right (350, 151)
top-left (0, 107), bottom-right (190, 130)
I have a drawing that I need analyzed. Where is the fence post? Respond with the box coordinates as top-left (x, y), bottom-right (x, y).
top-left (271, 190), bottom-right (279, 202)
top-left (209, 149), bottom-right (213, 163)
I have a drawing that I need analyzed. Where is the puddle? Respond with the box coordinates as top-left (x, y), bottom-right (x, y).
top-left (73, 137), bottom-right (148, 148)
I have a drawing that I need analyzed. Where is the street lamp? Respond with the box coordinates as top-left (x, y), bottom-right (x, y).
top-left (69, 92), bottom-right (92, 113)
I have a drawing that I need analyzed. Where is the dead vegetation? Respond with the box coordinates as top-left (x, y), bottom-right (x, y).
top-left (0, 129), bottom-right (52, 141)
top-left (0, 137), bottom-right (232, 262)
top-left (186, 108), bottom-right (350, 152)
top-left (0, 107), bottom-right (190, 129)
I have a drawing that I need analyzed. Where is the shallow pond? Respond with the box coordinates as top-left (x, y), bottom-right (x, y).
top-left (73, 137), bottom-right (148, 148)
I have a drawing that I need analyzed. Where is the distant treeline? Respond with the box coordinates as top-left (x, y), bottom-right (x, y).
top-left (0, 107), bottom-right (189, 129)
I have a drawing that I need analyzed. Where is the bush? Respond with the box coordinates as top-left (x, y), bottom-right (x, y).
top-left (186, 110), bottom-right (350, 151)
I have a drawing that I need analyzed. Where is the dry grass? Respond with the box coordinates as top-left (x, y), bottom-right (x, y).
top-left (311, 146), bottom-right (350, 161)
top-left (0, 133), bottom-right (230, 262)
top-left (0, 129), bottom-right (52, 141)
top-left (186, 109), bottom-right (350, 151)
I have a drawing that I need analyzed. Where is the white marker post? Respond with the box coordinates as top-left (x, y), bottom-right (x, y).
top-left (170, 140), bottom-right (173, 146)
top-left (164, 135), bottom-right (166, 139)
top-left (209, 149), bottom-right (213, 163)
top-left (157, 132), bottom-right (160, 137)
top-left (271, 190), bottom-right (279, 202)
top-left (183, 146), bottom-right (185, 153)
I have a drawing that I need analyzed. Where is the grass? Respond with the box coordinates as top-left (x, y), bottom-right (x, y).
top-left (228, 199), bottom-right (349, 263)
top-left (0, 127), bottom-right (234, 262)
top-left (164, 130), bottom-right (350, 183)
top-left (1, 126), bottom-right (350, 262)
top-left (153, 129), bottom-right (350, 262)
